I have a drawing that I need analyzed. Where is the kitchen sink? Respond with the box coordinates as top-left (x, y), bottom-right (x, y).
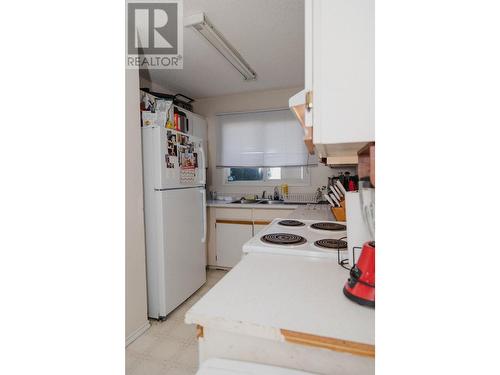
top-left (228, 199), bottom-right (304, 205)
top-left (257, 200), bottom-right (285, 205)
top-left (230, 199), bottom-right (258, 204)
top-left (229, 199), bottom-right (285, 205)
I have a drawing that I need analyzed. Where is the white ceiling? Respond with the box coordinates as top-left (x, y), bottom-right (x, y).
top-left (146, 0), bottom-right (305, 99)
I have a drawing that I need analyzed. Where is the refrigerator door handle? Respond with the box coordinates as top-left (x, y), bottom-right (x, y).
top-left (201, 189), bottom-right (207, 243)
top-left (199, 146), bottom-right (206, 185)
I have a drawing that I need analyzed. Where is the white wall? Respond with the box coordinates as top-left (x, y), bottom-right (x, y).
top-left (125, 69), bottom-right (149, 344)
top-left (193, 87), bottom-right (353, 197)
top-left (140, 76), bottom-right (176, 95)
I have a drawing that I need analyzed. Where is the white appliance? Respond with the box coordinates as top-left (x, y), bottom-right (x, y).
top-left (142, 125), bottom-right (207, 319)
top-left (345, 191), bottom-right (374, 266)
top-left (242, 218), bottom-right (348, 260)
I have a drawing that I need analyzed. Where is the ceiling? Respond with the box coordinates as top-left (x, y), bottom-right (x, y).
top-left (146, 0), bottom-right (305, 99)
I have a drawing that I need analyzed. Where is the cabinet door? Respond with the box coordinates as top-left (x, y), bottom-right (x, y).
top-left (215, 223), bottom-right (253, 268)
top-left (310, 0), bottom-right (374, 147)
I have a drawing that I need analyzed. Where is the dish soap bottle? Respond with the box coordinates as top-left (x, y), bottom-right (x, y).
top-left (281, 184), bottom-right (289, 199)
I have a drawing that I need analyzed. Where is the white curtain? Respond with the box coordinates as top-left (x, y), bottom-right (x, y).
top-left (216, 109), bottom-right (316, 167)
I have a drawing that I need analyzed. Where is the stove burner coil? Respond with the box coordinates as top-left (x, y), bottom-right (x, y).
top-left (261, 233), bottom-right (307, 245)
top-left (314, 239), bottom-right (348, 249)
top-left (278, 220), bottom-right (305, 227)
top-left (310, 222), bottom-right (347, 231)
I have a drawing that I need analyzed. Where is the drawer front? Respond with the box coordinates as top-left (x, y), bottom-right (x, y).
top-left (252, 208), bottom-right (294, 221)
top-left (215, 208), bottom-right (253, 220)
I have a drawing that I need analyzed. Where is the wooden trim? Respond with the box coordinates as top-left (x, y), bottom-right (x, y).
top-left (125, 321), bottom-right (151, 347)
top-left (304, 127), bottom-right (315, 155)
top-left (253, 220), bottom-right (272, 225)
top-left (280, 329), bottom-right (375, 358)
top-left (290, 104), bottom-right (305, 128)
top-left (216, 219), bottom-right (272, 225)
top-left (326, 155), bottom-right (359, 166)
top-left (357, 142), bottom-right (375, 186)
top-left (357, 142), bottom-right (374, 157)
top-left (196, 325), bottom-right (204, 338)
top-left (216, 219), bottom-right (254, 225)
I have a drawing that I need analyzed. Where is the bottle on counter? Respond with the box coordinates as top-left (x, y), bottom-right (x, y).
top-left (281, 184), bottom-right (289, 199)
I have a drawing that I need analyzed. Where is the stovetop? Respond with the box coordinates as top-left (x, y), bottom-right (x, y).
top-left (261, 233), bottom-right (307, 245)
top-left (243, 218), bottom-right (348, 259)
top-left (277, 219), bottom-right (306, 227)
top-left (314, 238), bottom-right (348, 249)
top-left (310, 222), bottom-right (347, 232)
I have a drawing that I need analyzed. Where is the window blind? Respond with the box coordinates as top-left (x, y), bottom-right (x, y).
top-left (216, 109), bottom-right (316, 167)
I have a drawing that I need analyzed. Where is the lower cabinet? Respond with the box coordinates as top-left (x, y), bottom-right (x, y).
top-left (207, 207), bottom-right (294, 268)
top-left (215, 221), bottom-right (253, 268)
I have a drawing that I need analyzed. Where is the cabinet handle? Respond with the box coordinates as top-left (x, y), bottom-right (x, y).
top-left (215, 219), bottom-right (253, 225)
top-left (201, 190), bottom-right (207, 243)
top-left (305, 90), bottom-right (313, 111)
top-left (253, 220), bottom-right (272, 225)
top-left (199, 146), bottom-right (206, 184)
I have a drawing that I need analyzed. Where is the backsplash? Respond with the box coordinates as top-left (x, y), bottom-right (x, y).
top-left (209, 166), bottom-right (357, 201)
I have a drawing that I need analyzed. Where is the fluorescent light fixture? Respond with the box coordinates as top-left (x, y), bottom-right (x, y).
top-left (185, 13), bottom-right (257, 81)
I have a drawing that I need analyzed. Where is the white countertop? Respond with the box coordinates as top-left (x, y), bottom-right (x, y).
top-left (207, 199), bottom-right (298, 210)
top-left (185, 253), bottom-right (374, 346)
top-left (206, 201), bottom-right (337, 219)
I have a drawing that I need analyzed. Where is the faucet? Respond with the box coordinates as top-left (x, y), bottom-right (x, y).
top-left (261, 190), bottom-right (267, 199)
top-left (273, 186), bottom-right (280, 201)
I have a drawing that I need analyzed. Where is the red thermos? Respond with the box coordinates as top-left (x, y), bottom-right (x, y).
top-left (343, 241), bottom-right (375, 307)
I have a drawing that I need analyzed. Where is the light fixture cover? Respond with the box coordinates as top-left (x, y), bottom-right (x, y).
top-left (185, 13), bottom-right (257, 81)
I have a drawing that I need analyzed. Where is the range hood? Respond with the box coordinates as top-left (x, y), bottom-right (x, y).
top-left (288, 89), bottom-right (314, 155)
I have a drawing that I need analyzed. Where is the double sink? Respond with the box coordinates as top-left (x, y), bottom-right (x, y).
top-left (230, 198), bottom-right (289, 205)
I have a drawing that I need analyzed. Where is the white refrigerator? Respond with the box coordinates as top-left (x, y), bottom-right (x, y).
top-left (142, 125), bottom-right (207, 320)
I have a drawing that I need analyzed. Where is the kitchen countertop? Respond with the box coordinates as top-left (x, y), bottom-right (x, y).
top-left (205, 201), bottom-right (338, 220)
top-left (185, 252), bottom-right (374, 349)
top-left (206, 199), bottom-right (298, 210)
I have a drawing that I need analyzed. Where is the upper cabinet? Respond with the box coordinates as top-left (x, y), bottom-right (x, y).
top-left (290, 0), bottom-right (374, 164)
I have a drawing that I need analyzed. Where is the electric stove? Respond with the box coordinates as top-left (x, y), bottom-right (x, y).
top-left (243, 218), bottom-right (348, 259)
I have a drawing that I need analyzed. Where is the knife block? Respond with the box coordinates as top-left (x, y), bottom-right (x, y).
top-left (331, 200), bottom-right (346, 222)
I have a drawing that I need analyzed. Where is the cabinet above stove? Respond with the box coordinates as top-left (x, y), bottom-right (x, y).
top-left (289, 0), bottom-right (374, 166)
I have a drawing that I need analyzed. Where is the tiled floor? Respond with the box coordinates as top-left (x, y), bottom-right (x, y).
top-left (126, 269), bottom-right (228, 375)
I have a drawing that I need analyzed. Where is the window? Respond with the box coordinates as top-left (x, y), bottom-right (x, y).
top-left (217, 108), bottom-right (316, 186)
top-left (224, 166), bottom-right (309, 185)
top-left (216, 109), bottom-right (317, 168)
top-left (226, 167), bottom-right (264, 182)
